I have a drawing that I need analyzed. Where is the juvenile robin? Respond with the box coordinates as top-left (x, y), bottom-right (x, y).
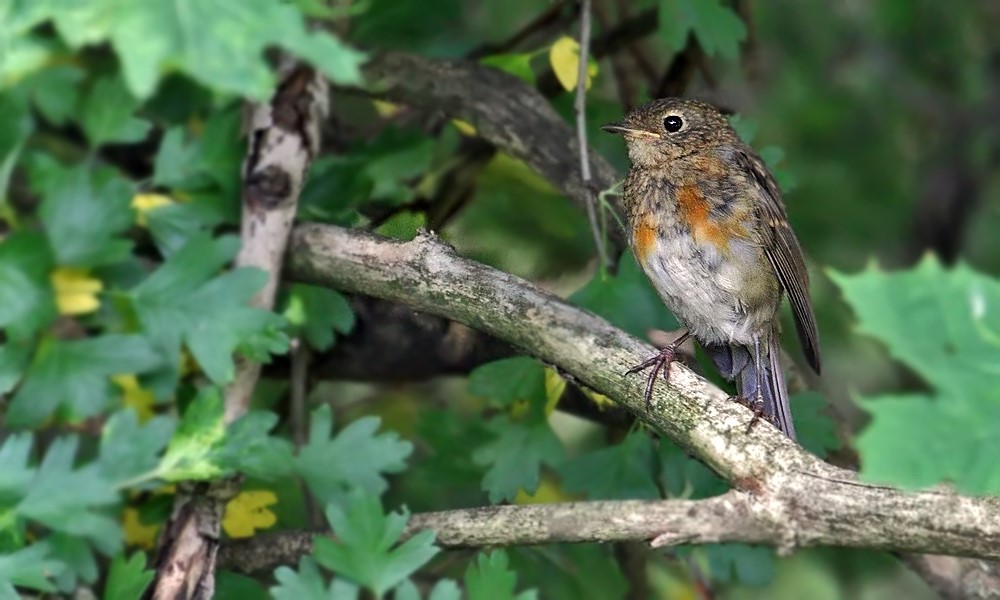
top-left (602, 98), bottom-right (820, 440)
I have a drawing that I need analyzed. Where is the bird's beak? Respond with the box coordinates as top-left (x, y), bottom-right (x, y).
top-left (600, 123), bottom-right (659, 139)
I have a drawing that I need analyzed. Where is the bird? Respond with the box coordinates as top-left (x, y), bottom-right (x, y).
top-left (602, 97), bottom-right (820, 440)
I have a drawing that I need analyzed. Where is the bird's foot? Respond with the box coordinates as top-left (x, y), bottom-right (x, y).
top-left (730, 394), bottom-right (769, 433)
top-left (625, 344), bottom-right (682, 411)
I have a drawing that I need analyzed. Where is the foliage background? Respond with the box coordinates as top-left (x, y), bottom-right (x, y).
top-left (0, 0), bottom-right (997, 598)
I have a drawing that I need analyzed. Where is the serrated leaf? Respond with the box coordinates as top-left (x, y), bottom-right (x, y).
top-left (17, 437), bottom-right (122, 554)
top-left (0, 544), bottom-right (62, 592)
top-left (0, 433), bottom-right (34, 505)
top-left (559, 431), bottom-right (659, 500)
top-left (465, 551), bottom-right (537, 600)
top-left (831, 258), bottom-right (1000, 492)
top-left (313, 492), bottom-right (439, 597)
top-left (103, 553), bottom-right (155, 600)
top-left (21, 64), bottom-right (85, 125)
top-left (222, 490), bottom-right (278, 538)
top-left (468, 357), bottom-right (546, 408)
top-left (47, 0), bottom-right (365, 99)
top-left (8, 335), bottom-right (162, 427)
top-left (658, 0), bottom-right (747, 59)
top-left (570, 252), bottom-right (679, 338)
top-left (270, 557), bottom-right (333, 600)
top-left (130, 234), bottom-right (284, 385)
top-left (296, 406), bottom-right (412, 505)
top-left (473, 417), bottom-right (565, 503)
top-left (98, 410), bottom-right (175, 485)
top-left (48, 533), bottom-right (98, 588)
top-left (0, 232), bottom-right (56, 340)
top-left (283, 284), bottom-right (356, 351)
top-left (38, 166), bottom-right (134, 268)
top-left (0, 343), bottom-right (31, 396)
top-left (157, 387), bottom-right (227, 480)
top-left (80, 74), bottom-right (151, 147)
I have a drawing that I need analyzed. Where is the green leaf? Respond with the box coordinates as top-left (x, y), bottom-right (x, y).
top-left (296, 405), bottom-right (412, 506)
top-left (48, 533), bottom-right (99, 588)
top-left (0, 544), bottom-right (62, 592)
top-left (313, 492), bottom-right (439, 597)
top-left (481, 54), bottom-right (536, 84)
top-left (792, 392), bottom-right (840, 457)
top-left (0, 343), bottom-right (31, 396)
top-left (17, 437), bottom-right (121, 554)
top-left (98, 411), bottom-right (175, 485)
top-left (0, 433), bottom-right (34, 505)
top-left (473, 417), bottom-right (565, 503)
top-left (559, 431), bottom-right (659, 500)
top-left (130, 234), bottom-right (284, 385)
top-left (465, 551), bottom-right (537, 600)
top-left (283, 284), bottom-right (356, 351)
top-left (428, 580), bottom-right (462, 600)
top-left (215, 411), bottom-right (295, 480)
top-left (80, 74), bottom-right (151, 147)
top-left (8, 335), bottom-right (162, 427)
top-left (570, 252), bottom-right (679, 338)
top-left (271, 557), bottom-right (335, 600)
top-left (831, 258), bottom-right (1000, 492)
top-left (375, 211), bottom-right (426, 241)
top-left (152, 109), bottom-right (243, 194)
top-left (158, 387), bottom-right (227, 480)
top-left (47, 0), bottom-right (365, 99)
top-left (21, 64), bottom-right (85, 125)
top-left (0, 232), bottom-right (56, 340)
top-left (658, 0), bottom-right (747, 59)
top-left (38, 166), bottom-right (134, 268)
top-left (103, 553), bottom-right (154, 600)
top-left (468, 357), bottom-right (545, 409)
top-left (701, 543), bottom-right (776, 587)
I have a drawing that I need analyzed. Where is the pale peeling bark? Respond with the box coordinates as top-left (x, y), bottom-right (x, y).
top-left (145, 64), bottom-right (328, 600)
top-left (209, 223), bottom-right (1000, 589)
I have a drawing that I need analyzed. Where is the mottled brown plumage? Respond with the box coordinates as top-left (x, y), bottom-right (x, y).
top-left (603, 98), bottom-right (820, 439)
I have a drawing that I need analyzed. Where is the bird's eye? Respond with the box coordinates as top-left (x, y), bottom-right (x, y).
top-left (663, 115), bottom-right (684, 133)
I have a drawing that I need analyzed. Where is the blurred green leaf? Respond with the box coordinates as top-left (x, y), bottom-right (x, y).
top-left (21, 64), bottom-right (85, 125)
top-left (376, 211), bottom-right (426, 241)
top-left (0, 343), bottom-right (30, 395)
top-left (38, 166), bottom-right (134, 268)
top-left (466, 551), bottom-right (537, 600)
top-left (481, 53), bottom-right (536, 84)
top-left (792, 392), bottom-right (840, 457)
top-left (0, 232), bottom-right (56, 341)
top-left (832, 258), bottom-right (1000, 492)
top-left (129, 234), bottom-right (285, 385)
top-left (701, 543), bottom-right (776, 587)
top-left (468, 357), bottom-right (545, 408)
top-left (570, 252), bottom-right (680, 338)
top-left (45, 0), bottom-right (365, 99)
top-left (271, 557), bottom-right (336, 600)
top-left (658, 0), bottom-right (747, 59)
top-left (283, 284), bottom-right (355, 351)
top-left (103, 553), bottom-right (154, 600)
top-left (8, 335), bottom-right (161, 427)
top-left (313, 492), bottom-right (439, 597)
top-left (0, 544), bottom-right (61, 592)
top-left (473, 416), bottom-right (565, 503)
top-left (80, 74), bottom-right (151, 147)
top-left (98, 411), bottom-right (175, 484)
top-left (559, 431), bottom-right (659, 500)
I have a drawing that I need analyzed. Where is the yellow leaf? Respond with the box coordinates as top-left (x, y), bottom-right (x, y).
top-left (223, 490), bottom-right (278, 538)
top-left (584, 389), bottom-right (616, 409)
top-left (515, 473), bottom-right (575, 504)
top-left (51, 267), bottom-right (102, 315)
top-left (131, 193), bottom-right (174, 227)
top-left (452, 119), bottom-right (477, 136)
top-left (373, 100), bottom-right (402, 118)
top-left (122, 508), bottom-right (159, 549)
top-left (549, 36), bottom-right (598, 92)
top-left (543, 368), bottom-right (566, 416)
top-left (111, 374), bottom-right (155, 422)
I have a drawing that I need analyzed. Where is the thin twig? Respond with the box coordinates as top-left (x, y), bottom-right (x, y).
top-left (575, 0), bottom-right (612, 271)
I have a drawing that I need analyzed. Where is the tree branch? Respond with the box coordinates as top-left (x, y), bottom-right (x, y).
top-left (145, 64), bottom-right (328, 600)
top-left (262, 223), bottom-right (1000, 567)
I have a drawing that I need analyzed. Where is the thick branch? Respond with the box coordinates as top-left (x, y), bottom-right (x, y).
top-left (280, 223), bottom-right (1000, 563)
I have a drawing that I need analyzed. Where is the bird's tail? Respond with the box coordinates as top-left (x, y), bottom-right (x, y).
top-left (704, 332), bottom-right (796, 440)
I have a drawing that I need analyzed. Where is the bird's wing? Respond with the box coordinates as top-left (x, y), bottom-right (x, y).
top-left (737, 150), bottom-right (821, 374)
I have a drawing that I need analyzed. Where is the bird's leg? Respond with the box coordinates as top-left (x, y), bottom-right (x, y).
top-left (732, 338), bottom-right (768, 432)
top-left (624, 331), bottom-right (692, 410)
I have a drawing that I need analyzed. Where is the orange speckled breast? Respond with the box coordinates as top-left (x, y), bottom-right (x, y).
top-left (632, 218), bottom-right (658, 263)
top-left (676, 185), bottom-right (731, 250)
